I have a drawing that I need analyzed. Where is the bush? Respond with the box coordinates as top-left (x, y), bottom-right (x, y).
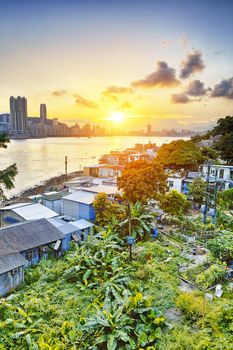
top-left (176, 292), bottom-right (208, 320)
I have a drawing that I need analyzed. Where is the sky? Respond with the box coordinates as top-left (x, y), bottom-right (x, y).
top-left (0, 0), bottom-right (233, 131)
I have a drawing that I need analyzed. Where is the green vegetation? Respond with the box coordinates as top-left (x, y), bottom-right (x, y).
top-left (200, 146), bottom-right (219, 161)
top-left (0, 134), bottom-right (18, 201)
top-left (218, 188), bottom-right (233, 210)
top-left (159, 190), bottom-right (189, 216)
top-left (0, 224), bottom-right (232, 350)
top-left (215, 133), bottom-right (233, 164)
top-left (117, 159), bottom-right (167, 203)
top-left (189, 177), bottom-right (206, 206)
top-left (156, 140), bottom-right (204, 171)
top-left (207, 231), bottom-right (233, 264)
top-left (93, 192), bottom-right (124, 226)
top-left (0, 231), bottom-right (180, 349)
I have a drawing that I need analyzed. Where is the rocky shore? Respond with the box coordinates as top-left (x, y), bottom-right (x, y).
top-left (8, 171), bottom-right (83, 204)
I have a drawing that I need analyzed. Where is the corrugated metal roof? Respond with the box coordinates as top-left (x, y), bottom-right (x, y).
top-left (0, 219), bottom-right (65, 256)
top-left (47, 218), bottom-right (78, 234)
top-left (80, 185), bottom-right (119, 195)
top-left (0, 253), bottom-right (27, 274)
top-left (71, 219), bottom-right (94, 230)
top-left (12, 203), bottom-right (58, 220)
top-left (63, 191), bottom-right (95, 204)
top-left (0, 203), bottom-right (31, 211)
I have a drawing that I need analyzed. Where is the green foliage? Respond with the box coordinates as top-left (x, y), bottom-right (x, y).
top-left (210, 116), bottom-right (233, 163)
top-left (196, 264), bottom-right (226, 289)
top-left (159, 190), bottom-right (189, 216)
top-left (0, 133), bottom-right (18, 201)
top-left (182, 262), bottom-right (226, 289)
top-left (189, 177), bottom-right (206, 205)
top-left (117, 159), bottom-right (167, 203)
top-left (118, 202), bottom-right (156, 239)
top-left (215, 132), bottom-right (233, 164)
top-left (176, 292), bottom-right (207, 320)
top-left (156, 140), bottom-right (204, 171)
top-left (207, 231), bottom-right (233, 263)
top-left (0, 230), bottom-right (181, 349)
top-left (212, 115), bottom-right (233, 136)
top-left (218, 188), bottom-right (233, 210)
top-left (200, 146), bottom-right (219, 160)
top-left (93, 192), bottom-right (125, 227)
top-left (0, 215), bottom-right (232, 349)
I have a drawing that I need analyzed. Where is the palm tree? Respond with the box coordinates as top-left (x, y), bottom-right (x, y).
top-left (0, 134), bottom-right (18, 201)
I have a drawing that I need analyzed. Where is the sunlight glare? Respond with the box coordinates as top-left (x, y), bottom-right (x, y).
top-left (109, 111), bottom-right (124, 123)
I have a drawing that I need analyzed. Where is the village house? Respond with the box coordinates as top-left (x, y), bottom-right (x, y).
top-left (47, 216), bottom-right (94, 245)
top-left (62, 190), bottom-right (96, 221)
top-left (62, 185), bottom-right (120, 221)
top-left (0, 203), bottom-right (58, 227)
top-left (0, 219), bottom-right (65, 296)
top-left (29, 190), bottom-right (68, 215)
top-left (200, 164), bottom-right (233, 190)
top-left (83, 164), bottom-right (125, 178)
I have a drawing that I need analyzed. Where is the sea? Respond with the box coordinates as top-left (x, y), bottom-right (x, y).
top-left (0, 136), bottom-right (189, 197)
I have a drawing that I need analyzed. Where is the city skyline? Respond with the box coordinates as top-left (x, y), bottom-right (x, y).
top-left (0, 0), bottom-right (233, 130)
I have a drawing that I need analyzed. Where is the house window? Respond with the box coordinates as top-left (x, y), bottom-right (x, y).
top-left (11, 268), bottom-right (19, 275)
top-left (168, 181), bottom-right (174, 188)
top-left (25, 250), bottom-right (33, 261)
top-left (219, 169), bottom-right (224, 179)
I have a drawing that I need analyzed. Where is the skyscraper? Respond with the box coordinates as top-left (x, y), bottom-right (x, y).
top-left (147, 124), bottom-right (152, 136)
top-left (9, 96), bottom-right (28, 136)
top-left (40, 103), bottom-right (47, 125)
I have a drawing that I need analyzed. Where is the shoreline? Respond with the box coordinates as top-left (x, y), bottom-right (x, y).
top-left (7, 171), bottom-right (83, 204)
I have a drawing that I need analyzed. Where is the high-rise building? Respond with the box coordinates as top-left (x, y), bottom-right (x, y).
top-left (40, 103), bottom-right (47, 125)
top-left (9, 96), bottom-right (28, 137)
top-left (147, 124), bottom-right (152, 136)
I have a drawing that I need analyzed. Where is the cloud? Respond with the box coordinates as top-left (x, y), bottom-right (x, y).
top-left (171, 93), bottom-right (190, 104)
top-left (180, 51), bottom-right (205, 79)
top-left (102, 85), bottom-right (133, 101)
top-left (104, 86), bottom-right (133, 94)
top-left (102, 91), bottom-right (118, 101)
top-left (211, 77), bottom-right (233, 99)
top-left (52, 90), bottom-right (67, 97)
top-left (117, 101), bottom-right (132, 110)
top-left (185, 80), bottom-right (210, 96)
top-left (132, 61), bottom-right (180, 88)
top-left (74, 95), bottom-right (98, 108)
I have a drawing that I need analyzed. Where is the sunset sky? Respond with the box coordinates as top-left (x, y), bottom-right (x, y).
top-left (1, 0), bottom-right (233, 130)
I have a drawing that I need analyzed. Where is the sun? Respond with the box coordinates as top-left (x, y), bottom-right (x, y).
top-left (109, 111), bottom-right (124, 123)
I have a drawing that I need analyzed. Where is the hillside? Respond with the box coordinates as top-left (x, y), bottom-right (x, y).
top-left (0, 228), bottom-right (232, 350)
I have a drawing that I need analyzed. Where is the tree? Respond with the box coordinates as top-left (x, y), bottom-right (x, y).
top-left (118, 202), bottom-right (156, 239)
top-left (189, 177), bottom-right (206, 206)
top-left (212, 116), bottom-right (233, 136)
top-left (215, 133), bottom-right (233, 164)
top-left (0, 134), bottom-right (18, 201)
top-left (93, 192), bottom-right (124, 226)
top-left (207, 231), bottom-right (233, 264)
top-left (200, 146), bottom-right (219, 161)
top-left (159, 190), bottom-right (189, 216)
top-left (117, 159), bottom-right (167, 203)
top-left (156, 140), bottom-right (204, 171)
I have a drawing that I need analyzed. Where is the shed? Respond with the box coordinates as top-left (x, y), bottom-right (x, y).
top-left (0, 219), bottom-right (65, 296)
top-left (0, 203), bottom-right (58, 227)
top-left (0, 253), bottom-right (27, 296)
top-left (63, 191), bottom-right (96, 220)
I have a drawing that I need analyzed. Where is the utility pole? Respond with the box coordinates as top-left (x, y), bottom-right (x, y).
top-left (203, 162), bottom-right (210, 224)
top-left (127, 202), bottom-right (135, 262)
top-left (202, 162), bottom-right (218, 226)
top-left (65, 156), bottom-right (68, 177)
